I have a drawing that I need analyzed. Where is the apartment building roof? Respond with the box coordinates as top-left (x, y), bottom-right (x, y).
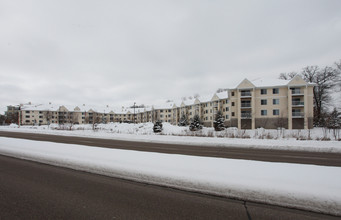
top-left (196, 94), bottom-right (213, 103)
top-left (251, 78), bottom-right (291, 87)
top-left (216, 92), bottom-right (228, 100)
top-left (153, 102), bottom-right (176, 110)
top-left (233, 75), bottom-right (315, 89)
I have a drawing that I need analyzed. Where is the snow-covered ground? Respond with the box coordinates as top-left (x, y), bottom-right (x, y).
top-left (1, 123), bottom-right (341, 153)
top-left (0, 137), bottom-right (340, 216)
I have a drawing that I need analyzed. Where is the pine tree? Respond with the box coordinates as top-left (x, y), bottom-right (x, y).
top-left (327, 108), bottom-right (341, 129)
top-left (327, 108), bottom-right (341, 140)
top-left (213, 111), bottom-right (225, 131)
top-left (178, 114), bottom-right (188, 126)
top-left (153, 120), bottom-right (163, 133)
top-left (189, 114), bottom-right (202, 131)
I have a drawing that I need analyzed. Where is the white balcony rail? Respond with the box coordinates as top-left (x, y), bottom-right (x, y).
top-left (292, 112), bottom-right (304, 117)
top-left (241, 112), bottom-right (252, 118)
top-left (292, 101), bottom-right (304, 106)
top-left (241, 103), bottom-right (251, 108)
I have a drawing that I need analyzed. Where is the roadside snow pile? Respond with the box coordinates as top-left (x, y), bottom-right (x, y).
top-left (1, 137), bottom-right (340, 216)
top-left (1, 123), bottom-right (340, 153)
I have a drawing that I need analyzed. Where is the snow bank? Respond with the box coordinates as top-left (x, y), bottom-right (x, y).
top-left (0, 137), bottom-right (340, 216)
top-left (1, 123), bottom-right (340, 153)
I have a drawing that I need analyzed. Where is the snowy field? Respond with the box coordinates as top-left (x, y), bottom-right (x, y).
top-left (0, 137), bottom-right (340, 216)
top-left (1, 123), bottom-right (341, 153)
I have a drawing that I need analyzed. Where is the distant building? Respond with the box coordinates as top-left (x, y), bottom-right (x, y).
top-left (15, 76), bottom-right (314, 129)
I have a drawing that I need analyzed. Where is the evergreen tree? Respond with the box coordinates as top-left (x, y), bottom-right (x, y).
top-left (327, 108), bottom-right (341, 129)
top-left (178, 114), bottom-right (188, 126)
top-left (153, 120), bottom-right (163, 133)
top-left (213, 111), bottom-right (225, 131)
top-left (327, 108), bottom-right (341, 140)
top-left (189, 114), bottom-right (202, 131)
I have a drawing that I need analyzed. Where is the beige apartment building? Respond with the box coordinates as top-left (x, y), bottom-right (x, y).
top-left (228, 75), bottom-right (314, 129)
top-left (11, 76), bottom-right (314, 129)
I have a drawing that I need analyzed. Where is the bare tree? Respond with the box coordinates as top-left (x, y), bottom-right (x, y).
top-left (301, 65), bottom-right (340, 126)
top-left (216, 88), bottom-right (228, 93)
top-left (279, 72), bottom-right (297, 80)
top-left (278, 60), bottom-right (341, 126)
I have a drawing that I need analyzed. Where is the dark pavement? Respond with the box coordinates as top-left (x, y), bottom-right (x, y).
top-left (0, 131), bottom-right (340, 166)
top-left (1, 155), bottom-right (339, 220)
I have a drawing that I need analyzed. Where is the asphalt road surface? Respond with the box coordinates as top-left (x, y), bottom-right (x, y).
top-left (1, 155), bottom-right (339, 220)
top-left (0, 131), bottom-right (340, 166)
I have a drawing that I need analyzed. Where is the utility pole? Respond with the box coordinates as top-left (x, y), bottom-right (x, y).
top-left (133, 102), bottom-right (136, 124)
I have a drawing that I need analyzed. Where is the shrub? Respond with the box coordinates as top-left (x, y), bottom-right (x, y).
top-left (153, 121), bottom-right (163, 133)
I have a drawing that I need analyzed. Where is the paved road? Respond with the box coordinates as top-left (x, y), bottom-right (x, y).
top-left (1, 155), bottom-right (339, 220)
top-left (1, 131), bottom-right (341, 166)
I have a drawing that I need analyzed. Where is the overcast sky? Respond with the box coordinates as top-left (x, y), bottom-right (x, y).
top-left (1, 0), bottom-right (341, 113)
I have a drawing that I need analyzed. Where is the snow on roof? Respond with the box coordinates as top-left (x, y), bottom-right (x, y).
top-left (182, 99), bottom-right (195, 106)
top-left (196, 94), bottom-right (213, 103)
top-left (216, 92), bottom-right (228, 100)
top-left (153, 102), bottom-right (175, 110)
top-left (251, 78), bottom-right (290, 88)
top-left (21, 103), bottom-right (59, 111)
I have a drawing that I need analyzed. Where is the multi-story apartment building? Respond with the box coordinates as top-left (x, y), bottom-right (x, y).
top-left (11, 76), bottom-right (314, 129)
top-left (228, 75), bottom-right (314, 129)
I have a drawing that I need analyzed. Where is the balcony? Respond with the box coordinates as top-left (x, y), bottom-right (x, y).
top-left (292, 112), bottom-right (304, 118)
top-left (292, 101), bottom-right (304, 106)
top-left (241, 112), bottom-right (252, 119)
top-left (291, 90), bottom-right (304, 96)
top-left (241, 103), bottom-right (251, 108)
top-left (240, 92), bottom-right (252, 97)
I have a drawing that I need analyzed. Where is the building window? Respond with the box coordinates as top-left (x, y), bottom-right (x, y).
top-left (190, 112), bottom-right (192, 115)
top-left (226, 115), bottom-right (229, 119)
top-left (25, 115), bottom-right (30, 118)
top-left (232, 102), bottom-right (235, 106)
top-left (160, 110), bottom-right (163, 113)
top-left (226, 107), bottom-right (229, 111)
top-left (273, 99), bottom-right (279, 105)
top-left (232, 112), bottom-right (235, 117)
top-left (273, 88), bottom-right (279, 94)
top-left (261, 99), bottom-right (267, 105)
top-left (261, 89), bottom-right (267, 95)
top-left (261, 110), bottom-right (267, 116)
top-left (231, 92), bottom-right (235, 96)
top-left (273, 109), bottom-right (280, 115)
top-left (210, 109), bottom-right (212, 113)
top-left (25, 111), bottom-right (30, 113)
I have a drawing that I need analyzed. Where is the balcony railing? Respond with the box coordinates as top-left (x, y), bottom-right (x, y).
top-left (241, 112), bottom-right (252, 119)
top-left (292, 101), bottom-right (304, 106)
top-left (291, 90), bottom-right (303, 95)
top-left (241, 92), bottom-right (252, 97)
top-left (241, 103), bottom-right (251, 108)
top-left (292, 112), bottom-right (304, 118)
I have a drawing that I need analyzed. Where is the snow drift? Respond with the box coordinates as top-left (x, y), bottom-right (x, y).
top-left (0, 137), bottom-right (340, 216)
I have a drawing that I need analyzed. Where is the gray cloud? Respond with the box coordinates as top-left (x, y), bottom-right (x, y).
top-left (1, 0), bottom-right (341, 113)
